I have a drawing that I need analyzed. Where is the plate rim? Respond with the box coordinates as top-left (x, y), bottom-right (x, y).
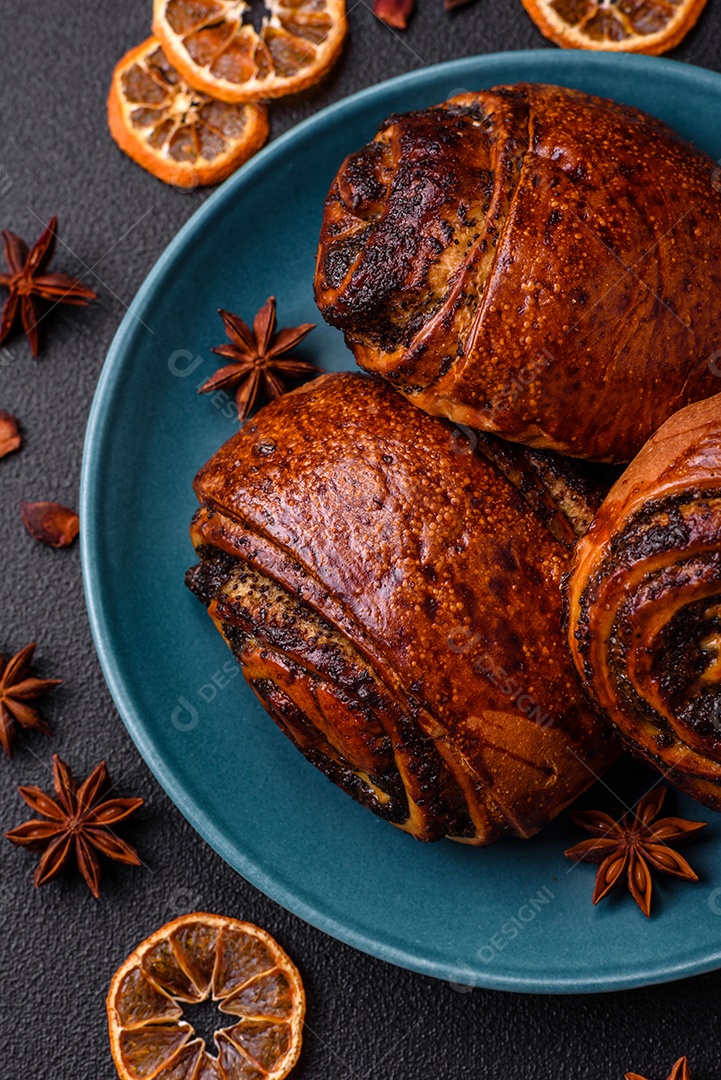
top-left (81, 48), bottom-right (721, 994)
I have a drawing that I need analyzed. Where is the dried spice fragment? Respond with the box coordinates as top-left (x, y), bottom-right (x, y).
top-left (20, 500), bottom-right (79, 547)
top-left (373, 0), bottom-right (415, 27)
top-left (5, 754), bottom-right (144, 897)
top-left (565, 788), bottom-right (706, 917)
top-left (199, 296), bottom-right (319, 422)
top-left (0, 643), bottom-right (61, 758)
top-left (0, 410), bottom-right (21, 458)
top-left (0, 217), bottom-right (96, 357)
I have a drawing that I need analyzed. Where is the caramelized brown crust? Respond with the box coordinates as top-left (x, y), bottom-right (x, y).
top-left (315, 83), bottom-right (721, 463)
top-left (188, 372), bottom-right (617, 844)
top-left (567, 393), bottom-right (721, 811)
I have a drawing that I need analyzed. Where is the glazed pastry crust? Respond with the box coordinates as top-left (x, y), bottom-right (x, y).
top-left (315, 83), bottom-right (721, 463)
top-left (188, 372), bottom-right (617, 844)
top-left (567, 392), bottom-right (721, 810)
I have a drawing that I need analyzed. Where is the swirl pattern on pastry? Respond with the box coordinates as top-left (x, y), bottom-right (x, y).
top-left (314, 83), bottom-right (721, 463)
top-left (187, 372), bottom-right (617, 844)
top-left (566, 393), bottom-right (721, 810)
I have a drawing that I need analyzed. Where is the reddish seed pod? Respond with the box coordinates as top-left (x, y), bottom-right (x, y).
top-left (372, 0), bottom-right (415, 27)
top-left (19, 501), bottom-right (79, 548)
top-left (0, 410), bottom-right (21, 458)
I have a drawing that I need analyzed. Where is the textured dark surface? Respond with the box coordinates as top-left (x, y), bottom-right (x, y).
top-left (1, 3), bottom-right (721, 1079)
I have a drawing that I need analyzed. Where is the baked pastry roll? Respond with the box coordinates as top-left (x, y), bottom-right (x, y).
top-left (567, 393), bottom-right (721, 811)
top-left (314, 83), bottom-right (721, 463)
top-left (187, 372), bottom-right (617, 844)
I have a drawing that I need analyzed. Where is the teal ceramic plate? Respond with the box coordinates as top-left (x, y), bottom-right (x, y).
top-left (81, 51), bottom-right (721, 993)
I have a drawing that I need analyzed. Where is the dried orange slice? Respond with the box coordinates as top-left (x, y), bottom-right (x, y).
top-left (107, 914), bottom-right (305, 1080)
top-left (152, 0), bottom-right (347, 104)
top-left (520, 0), bottom-right (708, 53)
top-left (108, 38), bottom-right (269, 188)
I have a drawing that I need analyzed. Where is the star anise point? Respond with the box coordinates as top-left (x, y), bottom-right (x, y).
top-left (625, 1057), bottom-right (691, 1080)
top-left (0, 642), bottom-right (62, 758)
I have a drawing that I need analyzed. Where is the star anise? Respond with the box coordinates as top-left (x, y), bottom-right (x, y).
top-left (5, 754), bottom-right (143, 898)
top-left (0, 643), bottom-right (62, 758)
top-left (564, 787), bottom-right (706, 917)
top-left (199, 296), bottom-right (319, 421)
top-left (626, 1058), bottom-right (691, 1080)
top-left (0, 216), bottom-right (97, 357)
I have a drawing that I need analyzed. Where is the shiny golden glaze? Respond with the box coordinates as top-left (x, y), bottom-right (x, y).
top-left (315, 83), bottom-right (721, 463)
top-left (567, 393), bottom-right (721, 811)
top-left (188, 372), bottom-right (617, 844)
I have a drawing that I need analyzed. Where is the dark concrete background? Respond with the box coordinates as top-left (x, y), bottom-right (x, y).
top-left (1, 3), bottom-right (720, 1078)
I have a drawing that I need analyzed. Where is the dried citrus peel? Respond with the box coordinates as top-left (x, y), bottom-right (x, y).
top-left (520, 0), bottom-right (708, 54)
top-left (107, 914), bottom-right (305, 1080)
top-left (152, 0), bottom-right (347, 104)
top-left (108, 38), bottom-right (269, 188)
